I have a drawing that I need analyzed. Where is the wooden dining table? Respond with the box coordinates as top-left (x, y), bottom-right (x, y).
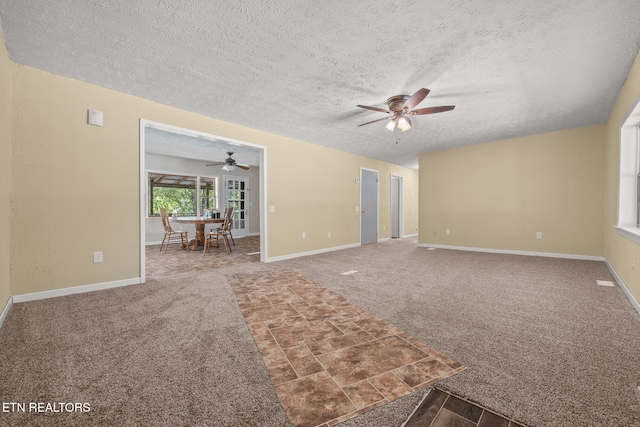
top-left (172, 216), bottom-right (224, 251)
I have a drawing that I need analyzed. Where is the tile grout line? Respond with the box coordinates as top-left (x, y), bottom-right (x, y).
top-left (401, 388), bottom-right (433, 427)
top-left (251, 297), bottom-right (459, 390)
top-left (435, 388), bottom-right (529, 427)
top-left (476, 410), bottom-right (487, 426)
top-left (430, 394), bottom-right (451, 427)
top-left (329, 375), bottom-right (360, 414)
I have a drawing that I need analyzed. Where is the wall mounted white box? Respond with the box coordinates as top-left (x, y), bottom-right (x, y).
top-left (87, 109), bottom-right (103, 126)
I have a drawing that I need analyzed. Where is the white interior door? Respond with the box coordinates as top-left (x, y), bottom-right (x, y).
top-left (391, 175), bottom-right (403, 238)
top-left (360, 169), bottom-right (378, 245)
top-left (225, 176), bottom-right (249, 237)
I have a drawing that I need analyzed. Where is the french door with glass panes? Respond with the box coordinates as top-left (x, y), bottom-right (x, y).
top-left (224, 176), bottom-right (249, 237)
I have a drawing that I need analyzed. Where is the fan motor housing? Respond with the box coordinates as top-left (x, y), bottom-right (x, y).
top-left (386, 95), bottom-right (410, 112)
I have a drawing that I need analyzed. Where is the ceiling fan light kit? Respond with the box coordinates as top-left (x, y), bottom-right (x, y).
top-left (357, 88), bottom-right (454, 132)
top-left (396, 116), bottom-right (412, 131)
top-left (385, 120), bottom-right (396, 131)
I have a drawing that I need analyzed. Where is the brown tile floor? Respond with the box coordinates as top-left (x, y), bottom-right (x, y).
top-left (404, 388), bottom-right (528, 427)
top-left (145, 235), bottom-right (261, 279)
top-left (227, 270), bottom-right (466, 427)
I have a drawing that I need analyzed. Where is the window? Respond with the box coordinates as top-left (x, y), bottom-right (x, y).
top-left (199, 177), bottom-right (216, 214)
top-left (616, 100), bottom-right (640, 244)
top-left (148, 173), bottom-right (217, 217)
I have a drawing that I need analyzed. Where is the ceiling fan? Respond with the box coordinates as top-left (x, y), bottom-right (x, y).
top-left (356, 88), bottom-right (455, 132)
top-left (206, 152), bottom-right (250, 171)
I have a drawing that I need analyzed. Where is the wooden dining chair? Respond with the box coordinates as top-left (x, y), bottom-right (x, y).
top-left (203, 206), bottom-right (234, 255)
top-left (213, 205), bottom-right (236, 246)
top-left (159, 208), bottom-right (189, 253)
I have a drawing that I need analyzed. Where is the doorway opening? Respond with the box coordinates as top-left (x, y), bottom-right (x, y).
top-left (139, 120), bottom-right (267, 282)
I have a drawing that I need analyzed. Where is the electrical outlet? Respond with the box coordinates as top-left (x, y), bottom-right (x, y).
top-left (445, 229), bottom-right (451, 235)
top-left (93, 251), bottom-right (103, 263)
top-left (302, 232), bottom-right (306, 239)
top-left (328, 231), bottom-right (331, 238)
top-left (536, 232), bottom-right (543, 240)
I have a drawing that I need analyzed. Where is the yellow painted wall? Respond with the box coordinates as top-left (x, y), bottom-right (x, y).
top-left (265, 137), bottom-right (418, 255)
top-left (0, 31), bottom-right (11, 310)
top-left (604, 52), bottom-right (640, 302)
top-left (7, 61), bottom-right (417, 295)
top-left (419, 125), bottom-right (605, 256)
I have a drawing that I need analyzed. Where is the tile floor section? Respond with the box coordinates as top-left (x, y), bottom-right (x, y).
top-left (404, 388), bottom-right (528, 427)
top-left (227, 270), bottom-right (466, 427)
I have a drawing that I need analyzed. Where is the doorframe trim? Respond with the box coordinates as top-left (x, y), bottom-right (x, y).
top-left (139, 119), bottom-right (268, 282)
top-left (360, 167), bottom-right (379, 245)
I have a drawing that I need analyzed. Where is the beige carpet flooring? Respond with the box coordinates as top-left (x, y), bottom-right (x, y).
top-left (1, 236), bottom-right (639, 426)
top-left (276, 238), bottom-right (640, 427)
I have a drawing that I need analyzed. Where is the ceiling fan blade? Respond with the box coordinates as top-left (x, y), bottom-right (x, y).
top-left (236, 164), bottom-right (250, 170)
top-left (356, 104), bottom-right (391, 114)
top-left (402, 88), bottom-right (430, 111)
top-left (358, 116), bottom-right (392, 126)
top-left (206, 161), bottom-right (225, 166)
top-left (408, 105), bottom-right (455, 115)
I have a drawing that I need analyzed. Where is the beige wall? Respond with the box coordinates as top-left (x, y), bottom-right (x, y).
top-left (6, 58), bottom-right (417, 296)
top-left (419, 125), bottom-right (605, 257)
top-left (258, 134), bottom-right (418, 256)
top-left (0, 31), bottom-right (12, 310)
top-left (3, 26), bottom-right (639, 308)
top-left (604, 52), bottom-right (640, 302)
top-left (12, 66), bottom-right (141, 294)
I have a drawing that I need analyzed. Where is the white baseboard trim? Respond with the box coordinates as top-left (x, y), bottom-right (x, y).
top-left (13, 277), bottom-right (142, 303)
top-left (604, 261), bottom-right (640, 317)
top-left (418, 243), bottom-right (606, 262)
top-left (404, 233), bottom-right (418, 238)
top-left (266, 243), bottom-right (361, 263)
top-left (0, 295), bottom-right (13, 330)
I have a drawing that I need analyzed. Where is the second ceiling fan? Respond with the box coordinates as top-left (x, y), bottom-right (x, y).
top-left (356, 88), bottom-right (455, 131)
top-left (206, 152), bottom-right (250, 171)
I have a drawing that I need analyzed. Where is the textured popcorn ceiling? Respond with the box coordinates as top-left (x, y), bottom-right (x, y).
top-left (1, 1), bottom-right (640, 169)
